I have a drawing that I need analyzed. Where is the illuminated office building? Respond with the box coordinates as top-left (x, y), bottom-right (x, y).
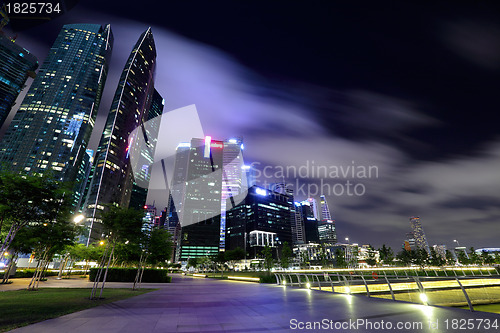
top-left (84, 28), bottom-right (161, 243)
top-left (225, 185), bottom-right (293, 258)
top-left (0, 24), bottom-right (112, 210)
top-left (219, 137), bottom-right (245, 251)
top-left (295, 200), bottom-right (319, 244)
top-left (0, 33), bottom-right (38, 127)
top-left (318, 195), bottom-right (336, 244)
top-left (178, 137), bottom-right (224, 260)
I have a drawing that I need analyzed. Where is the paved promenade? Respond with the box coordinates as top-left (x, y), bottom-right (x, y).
top-left (8, 274), bottom-right (500, 332)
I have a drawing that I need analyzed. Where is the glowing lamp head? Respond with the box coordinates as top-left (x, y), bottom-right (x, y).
top-left (306, 282), bottom-right (311, 289)
top-left (255, 188), bottom-right (267, 196)
top-left (420, 293), bottom-right (428, 303)
top-left (345, 287), bottom-right (351, 294)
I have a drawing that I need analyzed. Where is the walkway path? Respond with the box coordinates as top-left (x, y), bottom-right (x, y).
top-left (9, 274), bottom-right (500, 332)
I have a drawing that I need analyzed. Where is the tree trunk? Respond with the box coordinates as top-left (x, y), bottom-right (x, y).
top-left (90, 243), bottom-right (110, 299)
top-left (98, 242), bottom-right (115, 299)
top-left (133, 252), bottom-right (144, 290)
top-left (2, 252), bottom-right (17, 284)
top-left (137, 253), bottom-right (149, 290)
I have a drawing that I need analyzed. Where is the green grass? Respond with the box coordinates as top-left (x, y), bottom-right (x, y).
top-left (460, 303), bottom-right (500, 314)
top-left (0, 288), bottom-right (156, 332)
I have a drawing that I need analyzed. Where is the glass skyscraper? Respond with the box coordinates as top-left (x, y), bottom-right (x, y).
top-left (0, 34), bottom-right (38, 127)
top-left (219, 137), bottom-right (245, 251)
top-left (0, 24), bottom-right (113, 210)
top-left (178, 137), bottom-right (224, 260)
top-left (83, 28), bottom-right (160, 244)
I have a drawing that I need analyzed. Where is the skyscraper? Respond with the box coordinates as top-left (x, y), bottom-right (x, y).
top-left (318, 195), bottom-right (336, 244)
top-left (225, 185), bottom-right (293, 258)
top-left (220, 137), bottom-right (245, 251)
top-left (0, 33), bottom-right (38, 127)
top-left (320, 195), bottom-right (332, 220)
top-left (409, 216), bottom-right (431, 255)
top-left (0, 24), bottom-right (112, 210)
top-left (178, 137), bottom-right (224, 260)
top-left (83, 28), bottom-right (160, 243)
top-left (295, 200), bottom-right (319, 244)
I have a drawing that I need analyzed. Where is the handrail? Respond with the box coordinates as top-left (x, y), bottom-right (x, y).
top-left (273, 270), bottom-right (500, 312)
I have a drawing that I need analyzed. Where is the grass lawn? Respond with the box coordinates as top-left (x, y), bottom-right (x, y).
top-left (460, 303), bottom-right (500, 314)
top-left (0, 288), bottom-right (156, 332)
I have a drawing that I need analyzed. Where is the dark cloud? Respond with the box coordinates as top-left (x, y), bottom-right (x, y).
top-left (1, 2), bottom-right (499, 251)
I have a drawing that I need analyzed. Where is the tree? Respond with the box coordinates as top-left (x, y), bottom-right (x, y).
top-left (91, 206), bottom-right (143, 299)
top-left (280, 241), bottom-right (293, 269)
top-left (378, 244), bottom-right (394, 265)
top-left (18, 217), bottom-right (78, 290)
top-left (146, 228), bottom-right (173, 267)
top-left (212, 251), bottom-right (227, 277)
top-left (469, 247), bottom-right (481, 265)
top-left (445, 250), bottom-right (455, 265)
top-left (480, 251), bottom-right (494, 266)
top-left (0, 170), bottom-right (69, 257)
top-left (365, 248), bottom-right (378, 267)
top-left (262, 245), bottom-right (274, 271)
top-left (187, 257), bottom-right (199, 269)
top-left (429, 248), bottom-right (445, 267)
top-left (334, 248), bottom-right (347, 268)
top-left (225, 247), bottom-right (245, 271)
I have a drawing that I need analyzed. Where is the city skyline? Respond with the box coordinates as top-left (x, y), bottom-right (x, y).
top-left (1, 2), bottom-right (499, 250)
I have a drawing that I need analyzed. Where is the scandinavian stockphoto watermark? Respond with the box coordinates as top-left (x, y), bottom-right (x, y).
top-left (251, 160), bottom-right (379, 197)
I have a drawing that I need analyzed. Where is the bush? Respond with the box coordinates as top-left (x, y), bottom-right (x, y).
top-left (259, 274), bottom-right (277, 284)
top-left (13, 269), bottom-right (58, 278)
top-left (89, 268), bottom-right (171, 283)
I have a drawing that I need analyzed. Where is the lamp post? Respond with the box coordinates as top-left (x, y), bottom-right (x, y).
top-left (454, 239), bottom-right (469, 259)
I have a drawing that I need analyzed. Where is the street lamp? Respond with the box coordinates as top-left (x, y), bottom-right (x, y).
top-left (454, 239), bottom-right (469, 259)
top-left (73, 214), bottom-right (85, 224)
top-left (345, 237), bottom-right (349, 244)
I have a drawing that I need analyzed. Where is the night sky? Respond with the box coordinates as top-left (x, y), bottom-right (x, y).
top-left (1, 1), bottom-right (500, 251)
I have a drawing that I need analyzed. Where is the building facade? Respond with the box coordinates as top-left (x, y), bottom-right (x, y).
top-left (0, 24), bottom-right (112, 211)
top-left (83, 28), bottom-right (160, 244)
top-left (178, 137), bottom-right (224, 260)
top-left (225, 185), bottom-right (293, 258)
top-left (409, 216), bottom-right (431, 255)
top-left (0, 33), bottom-right (38, 127)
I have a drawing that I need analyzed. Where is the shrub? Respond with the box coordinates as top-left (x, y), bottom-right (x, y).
top-left (89, 268), bottom-right (171, 283)
top-left (259, 274), bottom-right (277, 284)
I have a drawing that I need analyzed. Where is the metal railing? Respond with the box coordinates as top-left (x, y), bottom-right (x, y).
top-left (274, 268), bottom-right (500, 312)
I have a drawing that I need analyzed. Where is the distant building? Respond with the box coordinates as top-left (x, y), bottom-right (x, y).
top-left (318, 220), bottom-right (337, 245)
top-left (318, 195), bottom-right (336, 245)
top-left (295, 200), bottom-right (319, 244)
top-left (225, 185), bottom-right (293, 258)
top-left (0, 33), bottom-right (38, 127)
top-left (319, 195), bottom-right (331, 220)
top-left (403, 232), bottom-right (416, 251)
top-left (433, 244), bottom-right (447, 259)
top-left (409, 216), bottom-right (431, 255)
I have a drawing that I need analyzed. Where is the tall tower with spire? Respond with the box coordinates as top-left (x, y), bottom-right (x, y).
top-left (318, 195), bottom-right (336, 244)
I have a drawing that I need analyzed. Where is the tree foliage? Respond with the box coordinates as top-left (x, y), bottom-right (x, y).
top-left (280, 241), bottom-right (293, 269)
top-left (0, 170), bottom-right (70, 256)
